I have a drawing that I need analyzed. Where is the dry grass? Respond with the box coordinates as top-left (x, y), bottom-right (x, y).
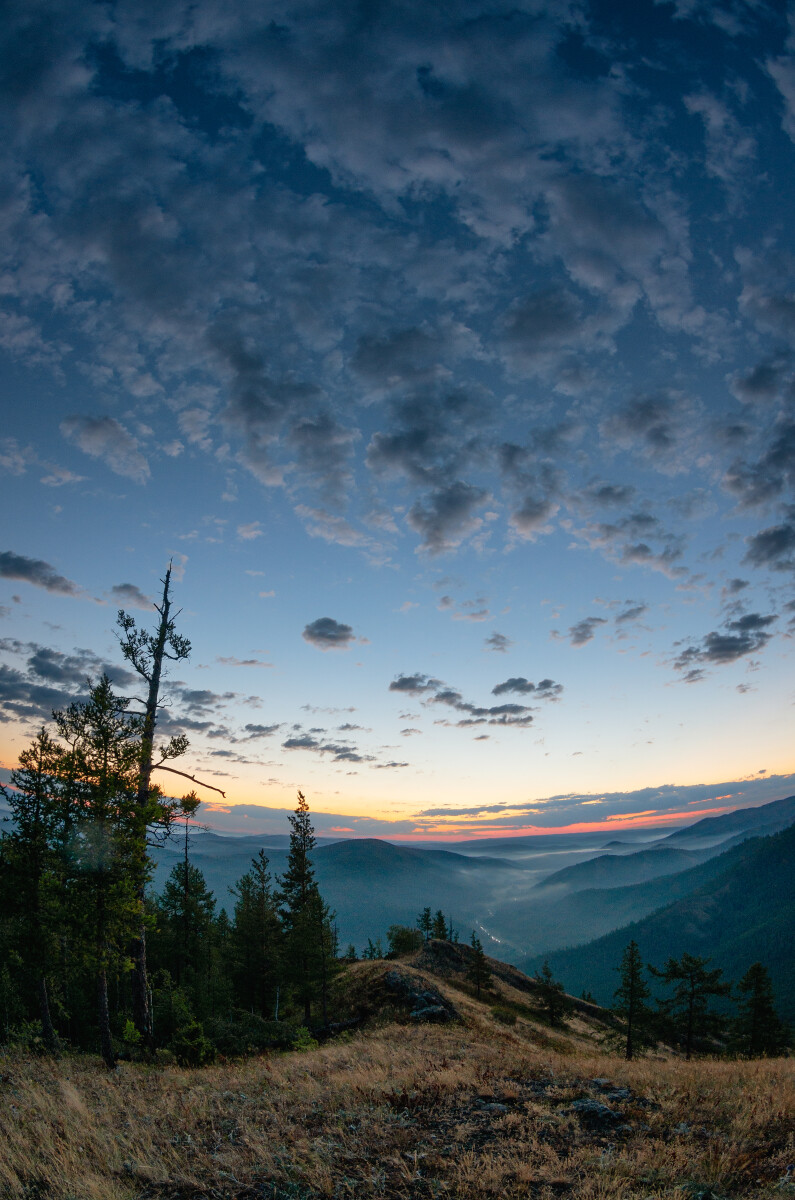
top-left (1, 966), bottom-right (792, 1200)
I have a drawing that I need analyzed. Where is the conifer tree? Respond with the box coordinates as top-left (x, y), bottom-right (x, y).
top-left (533, 961), bottom-right (570, 1027)
top-left (229, 851), bottom-right (282, 1017)
top-left (432, 910), bottom-right (447, 939)
top-left (467, 932), bottom-right (491, 998)
top-left (277, 792), bottom-right (335, 1026)
top-left (55, 676), bottom-right (152, 1067)
top-left (732, 962), bottom-right (788, 1058)
top-left (417, 907), bottom-right (433, 941)
top-left (613, 940), bottom-right (655, 1060)
top-left (650, 952), bottom-right (730, 1060)
top-left (0, 729), bottom-right (65, 1050)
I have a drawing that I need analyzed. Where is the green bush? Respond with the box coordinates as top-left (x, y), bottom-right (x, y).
top-left (168, 1019), bottom-right (216, 1067)
top-left (491, 1007), bottom-right (517, 1026)
top-left (205, 1010), bottom-right (297, 1056)
top-left (292, 1026), bottom-right (319, 1052)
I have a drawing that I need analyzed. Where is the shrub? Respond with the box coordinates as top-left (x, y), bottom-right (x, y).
top-left (168, 1019), bottom-right (216, 1067)
top-left (205, 1010), bottom-right (297, 1056)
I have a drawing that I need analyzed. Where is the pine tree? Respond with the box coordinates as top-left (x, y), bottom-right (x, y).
top-left (277, 792), bottom-right (336, 1026)
top-left (229, 851), bottom-right (282, 1017)
top-left (613, 940), bottom-right (654, 1060)
top-left (432, 910), bottom-right (447, 939)
top-left (650, 952), bottom-right (730, 1060)
top-left (533, 961), bottom-right (570, 1027)
top-left (0, 729), bottom-right (65, 1050)
top-left (467, 932), bottom-right (491, 999)
top-left (732, 962), bottom-right (788, 1058)
top-left (417, 907), bottom-right (433, 941)
top-left (55, 676), bottom-right (152, 1067)
top-left (363, 937), bottom-right (383, 960)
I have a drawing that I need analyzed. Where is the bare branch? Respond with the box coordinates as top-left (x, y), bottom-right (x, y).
top-left (151, 763), bottom-right (226, 797)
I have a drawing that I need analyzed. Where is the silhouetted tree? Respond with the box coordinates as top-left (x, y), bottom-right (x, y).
top-left (277, 792), bottom-right (336, 1025)
top-left (432, 910), bottom-right (447, 939)
top-left (116, 565), bottom-right (195, 1043)
top-left (386, 925), bottom-right (424, 955)
top-left (467, 932), bottom-right (491, 999)
top-left (0, 729), bottom-right (65, 1050)
top-left (613, 940), bottom-right (655, 1060)
top-left (417, 907), bottom-right (433, 941)
top-left (533, 961), bottom-right (570, 1027)
top-left (55, 677), bottom-right (151, 1067)
top-left (650, 952), bottom-right (730, 1060)
top-left (363, 937), bottom-right (383, 960)
top-left (229, 851), bottom-right (282, 1018)
top-left (731, 962), bottom-right (788, 1058)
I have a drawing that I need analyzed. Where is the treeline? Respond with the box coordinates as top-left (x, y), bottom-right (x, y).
top-left (0, 573), bottom-right (342, 1067)
top-left (0, 676), bottom-right (339, 1065)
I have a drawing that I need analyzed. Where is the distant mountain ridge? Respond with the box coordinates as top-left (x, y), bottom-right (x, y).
top-left (520, 823), bottom-right (795, 1022)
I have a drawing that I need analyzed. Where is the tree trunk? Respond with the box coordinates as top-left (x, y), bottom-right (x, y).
top-left (131, 917), bottom-right (152, 1048)
top-left (37, 975), bottom-right (58, 1053)
top-left (130, 567), bottom-right (173, 1045)
top-left (97, 967), bottom-right (116, 1069)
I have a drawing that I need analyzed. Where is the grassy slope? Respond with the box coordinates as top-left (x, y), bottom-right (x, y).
top-left (1, 954), bottom-right (793, 1200)
top-left (521, 824), bottom-right (795, 1020)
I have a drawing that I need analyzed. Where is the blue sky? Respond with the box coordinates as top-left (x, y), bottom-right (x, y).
top-left (1, 0), bottom-right (794, 838)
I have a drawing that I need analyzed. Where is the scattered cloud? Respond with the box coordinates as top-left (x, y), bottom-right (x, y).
top-left (110, 583), bottom-right (152, 610)
top-left (302, 617), bottom-right (356, 651)
top-left (61, 416), bottom-right (150, 483)
top-left (0, 552), bottom-right (81, 596)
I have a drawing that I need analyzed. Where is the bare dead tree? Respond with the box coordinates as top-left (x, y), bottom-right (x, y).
top-left (117, 564), bottom-right (223, 1047)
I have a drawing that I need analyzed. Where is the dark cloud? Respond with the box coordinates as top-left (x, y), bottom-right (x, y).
top-left (110, 582), bottom-right (152, 610)
top-left (484, 632), bottom-right (513, 652)
top-left (391, 674), bottom-right (537, 729)
top-left (407, 480), bottom-right (489, 553)
top-left (673, 612), bottom-right (777, 680)
top-left (0, 551), bottom-right (80, 596)
top-left (729, 359), bottom-right (789, 405)
top-left (581, 482), bottom-right (637, 508)
top-left (491, 677), bottom-right (563, 700)
top-left (724, 423), bottom-right (795, 509)
top-left (602, 391), bottom-right (692, 462)
top-left (500, 286), bottom-right (583, 367)
top-left (302, 617), bottom-right (356, 650)
top-left (242, 723), bottom-right (281, 738)
top-left (743, 512), bottom-right (795, 571)
top-left (281, 730), bottom-right (374, 764)
top-left (615, 603), bottom-right (648, 624)
top-left (389, 674), bottom-right (442, 696)
top-left (567, 617), bottom-right (608, 647)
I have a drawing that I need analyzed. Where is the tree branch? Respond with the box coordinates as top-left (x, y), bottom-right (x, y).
top-left (151, 763), bottom-right (226, 797)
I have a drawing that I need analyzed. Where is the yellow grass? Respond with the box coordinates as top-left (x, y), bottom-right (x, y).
top-left (1, 968), bottom-right (792, 1199)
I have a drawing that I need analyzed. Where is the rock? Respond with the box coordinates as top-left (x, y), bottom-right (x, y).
top-left (410, 1004), bottom-right (450, 1022)
top-left (475, 1100), bottom-right (508, 1114)
top-left (563, 1099), bottom-right (626, 1130)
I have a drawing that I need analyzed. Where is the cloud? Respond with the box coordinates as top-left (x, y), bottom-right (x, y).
top-left (743, 512), bottom-right (795, 571)
top-left (302, 616), bottom-right (356, 650)
top-left (282, 730), bottom-right (374, 764)
top-left (566, 617), bottom-right (608, 647)
top-left (389, 673), bottom-right (442, 696)
top-left (0, 638), bottom-right (135, 723)
top-left (484, 632), bottom-right (513, 653)
top-left (60, 416), bottom-right (150, 483)
top-left (237, 521), bottom-right (263, 540)
top-left (242, 723), bottom-right (281, 738)
top-left (391, 672), bottom-right (538, 729)
top-left (0, 551), bottom-right (81, 596)
top-left (673, 612), bottom-right (777, 680)
top-left (615, 603), bottom-right (648, 624)
top-left (492, 677), bottom-right (563, 700)
top-left (216, 655), bottom-right (273, 668)
top-left (407, 480), bottom-right (488, 553)
top-left (110, 582), bottom-right (152, 610)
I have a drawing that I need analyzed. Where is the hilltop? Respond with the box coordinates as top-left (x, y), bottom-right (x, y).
top-left (1, 944), bottom-right (793, 1199)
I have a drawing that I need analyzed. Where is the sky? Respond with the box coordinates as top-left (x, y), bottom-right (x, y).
top-left (1, 0), bottom-right (795, 841)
